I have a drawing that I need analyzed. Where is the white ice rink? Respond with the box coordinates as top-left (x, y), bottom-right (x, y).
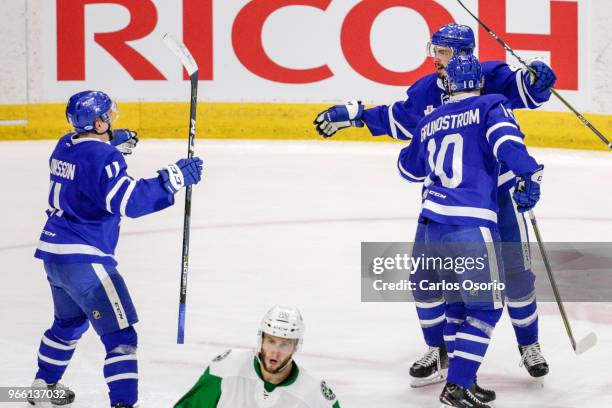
top-left (0, 139), bottom-right (611, 407)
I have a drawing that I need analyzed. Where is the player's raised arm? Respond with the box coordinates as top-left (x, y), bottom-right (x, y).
top-left (483, 59), bottom-right (557, 110)
top-left (98, 150), bottom-right (203, 219)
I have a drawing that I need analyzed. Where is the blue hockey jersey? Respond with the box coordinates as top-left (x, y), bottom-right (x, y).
top-left (397, 94), bottom-right (539, 228)
top-left (34, 134), bottom-right (175, 266)
top-left (362, 61), bottom-right (551, 141)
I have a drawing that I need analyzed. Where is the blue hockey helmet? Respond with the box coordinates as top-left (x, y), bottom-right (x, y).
top-left (445, 54), bottom-right (484, 93)
top-left (428, 23), bottom-right (475, 57)
top-left (66, 90), bottom-right (117, 134)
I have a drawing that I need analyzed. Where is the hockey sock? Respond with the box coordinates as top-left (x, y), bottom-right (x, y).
top-left (507, 296), bottom-right (539, 346)
top-left (101, 326), bottom-right (138, 407)
top-left (447, 308), bottom-right (502, 389)
top-left (35, 317), bottom-right (88, 384)
top-left (443, 304), bottom-right (467, 360)
top-left (415, 300), bottom-right (446, 346)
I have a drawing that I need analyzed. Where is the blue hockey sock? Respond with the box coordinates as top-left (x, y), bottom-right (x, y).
top-left (507, 296), bottom-right (539, 346)
top-left (36, 330), bottom-right (78, 384)
top-left (443, 304), bottom-right (466, 359)
top-left (101, 326), bottom-right (138, 407)
top-left (415, 300), bottom-right (446, 347)
top-left (35, 317), bottom-right (88, 384)
top-left (447, 308), bottom-right (502, 389)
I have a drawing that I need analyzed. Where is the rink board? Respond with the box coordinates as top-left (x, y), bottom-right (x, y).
top-left (1, 103), bottom-right (611, 151)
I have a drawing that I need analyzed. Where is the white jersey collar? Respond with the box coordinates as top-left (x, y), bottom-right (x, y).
top-left (448, 93), bottom-right (479, 103)
top-left (71, 134), bottom-right (109, 145)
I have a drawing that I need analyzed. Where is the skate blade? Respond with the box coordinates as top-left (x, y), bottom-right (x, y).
top-left (410, 369), bottom-right (447, 388)
top-left (575, 332), bottom-right (597, 355)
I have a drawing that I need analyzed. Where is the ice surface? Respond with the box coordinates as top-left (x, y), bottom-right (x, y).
top-left (0, 139), bottom-right (610, 407)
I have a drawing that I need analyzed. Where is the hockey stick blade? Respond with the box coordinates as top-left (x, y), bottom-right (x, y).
top-left (575, 332), bottom-right (597, 355)
top-left (162, 33), bottom-right (198, 76)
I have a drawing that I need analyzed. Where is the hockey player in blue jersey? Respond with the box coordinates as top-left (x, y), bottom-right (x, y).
top-left (29, 90), bottom-right (204, 408)
top-left (398, 54), bottom-right (543, 408)
top-left (314, 23), bottom-right (554, 383)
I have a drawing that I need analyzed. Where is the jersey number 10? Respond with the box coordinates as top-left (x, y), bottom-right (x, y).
top-left (426, 133), bottom-right (463, 188)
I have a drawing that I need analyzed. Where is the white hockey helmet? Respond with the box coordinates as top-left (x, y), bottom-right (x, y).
top-left (257, 305), bottom-right (305, 350)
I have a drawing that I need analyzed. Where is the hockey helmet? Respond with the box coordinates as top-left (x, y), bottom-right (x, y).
top-left (445, 54), bottom-right (484, 93)
top-left (66, 90), bottom-right (117, 134)
top-left (428, 23), bottom-right (475, 58)
top-left (257, 305), bottom-right (305, 352)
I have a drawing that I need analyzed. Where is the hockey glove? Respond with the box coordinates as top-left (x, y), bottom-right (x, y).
top-left (110, 129), bottom-right (139, 155)
top-left (314, 100), bottom-right (364, 138)
top-left (526, 60), bottom-right (557, 93)
top-left (158, 157), bottom-right (203, 195)
top-left (513, 165), bottom-right (544, 213)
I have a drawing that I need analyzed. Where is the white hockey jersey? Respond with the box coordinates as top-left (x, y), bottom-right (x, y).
top-left (174, 349), bottom-right (340, 408)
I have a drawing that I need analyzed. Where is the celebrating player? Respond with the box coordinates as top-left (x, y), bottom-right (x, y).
top-left (398, 54), bottom-right (544, 407)
top-left (174, 305), bottom-right (341, 408)
top-left (314, 23), bottom-right (554, 384)
top-left (29, 90), bottom-right (204, 408)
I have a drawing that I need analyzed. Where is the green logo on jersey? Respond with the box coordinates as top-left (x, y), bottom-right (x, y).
top-left (320, 380), bottom-right (336, 401)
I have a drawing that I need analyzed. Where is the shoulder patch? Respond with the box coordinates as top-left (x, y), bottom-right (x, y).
top-left (320, 380), bottom-right (336, 401)
top-left (212, 349), bottom-right (232, 362)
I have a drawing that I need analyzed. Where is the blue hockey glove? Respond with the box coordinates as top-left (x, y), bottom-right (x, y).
top-left (110, 129), bottom-right (139, 155)
top-left (513, 165), bottom-right (544, 213)
top-left (158, 157), bottom-right (203, 194)
top-left (314, 100), bottom-right (364, 138)
top-left (527, 60), bottom-right (557, 93)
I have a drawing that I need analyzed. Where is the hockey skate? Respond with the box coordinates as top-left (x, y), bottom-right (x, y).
top-left (27, 379), bottom-right (75, 407)
top-left (409, 344), bottom-right (448, 387)
top-left (440, 382), bottom-right (492, 408)
top-left (471, 381), bottom-right (496, 403)
top-left (519, 342), bottom-right (549, 377)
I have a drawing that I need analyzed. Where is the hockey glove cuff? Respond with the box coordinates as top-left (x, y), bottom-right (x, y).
top-left (513, 164), bottom-right (544, 213)
top-left (314, 100), bottom-right (364, 138)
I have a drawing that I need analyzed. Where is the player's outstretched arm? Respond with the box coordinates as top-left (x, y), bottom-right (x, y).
top-left (313, 100), bottom-right (364, 138)
top-left (100, 151), bottom-right (204, 219)
top-left (484, 59), bottom-right (557, 110)
top-left (173, 367), bottom-right (221, 408)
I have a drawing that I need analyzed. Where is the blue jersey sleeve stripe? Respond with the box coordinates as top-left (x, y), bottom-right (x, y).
top-left (516, 70), bottom-right (544, 109)
top-left (119, 179), bottom-right (137, 217)
top-left (105, 176), bottom-right (131, 213)
top-left (398, 160), bottom-right (425, 182)
top-left (515, 70), bottom-right (530, 108)
top-left (519, 70), bottom-right (545, 107)
top-left (104, 164), bottom-right (113, 179)
top-left (485, 122), bottom-right (518, 142)
top-left (497, 170), bottom-right (516, 186)
top-left (493, 135), bottom-right (524, 158)
top-left (389, 102), bottom-right (413, 140)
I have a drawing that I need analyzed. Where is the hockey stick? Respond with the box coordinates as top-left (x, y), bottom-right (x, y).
top-left (528, 211), bottom-right (597, 355)
top-left (163, 33), bottom-right (199, 344)
top-left (456, 0), bottom-right (612, 149)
